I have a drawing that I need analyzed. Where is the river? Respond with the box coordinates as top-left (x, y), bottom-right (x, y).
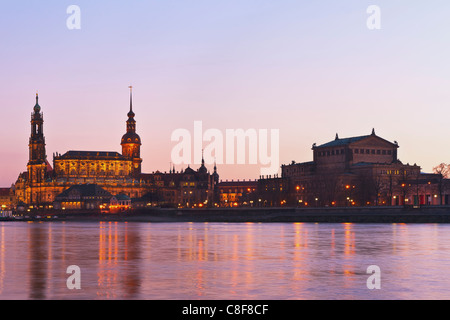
top-left (0, 221), bottom-right (449, 300)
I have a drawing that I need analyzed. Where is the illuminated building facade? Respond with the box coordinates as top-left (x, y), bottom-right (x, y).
top-left (0, 187), bottom-right (15, 211)
top-left (53, 184), bottom-right (113, 210)
top-left (217, 179), bottom-right (258, 207)
top-left (259, 130), bottom-right (450, 207)
top-left (13, 89), bottom-right (218, 210)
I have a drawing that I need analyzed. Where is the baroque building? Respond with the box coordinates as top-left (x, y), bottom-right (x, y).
top-left (258, 130), bottom-right (450, 207)
top-left (13, 89), bottom-right (219, 210)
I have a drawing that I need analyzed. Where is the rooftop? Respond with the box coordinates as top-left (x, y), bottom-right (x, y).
top-left (316, 135), bottom-right (370, 148)
top-left (55, 184), bottom-right (112, 199)
top-left (55, 151), bottom-right (126, 160)
top-left (314, 130), bottom-right (397, 149)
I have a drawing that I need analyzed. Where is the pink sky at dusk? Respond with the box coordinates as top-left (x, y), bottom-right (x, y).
top-left (1, 1), bottom-right (450, 186)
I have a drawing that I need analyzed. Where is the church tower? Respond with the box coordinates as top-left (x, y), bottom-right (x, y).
top-left (121, 86), bottom-right (142, 176)
top-left (27, 93), bottom-right (47, 204)
top-left (28, 93), bottom-right (46, 164)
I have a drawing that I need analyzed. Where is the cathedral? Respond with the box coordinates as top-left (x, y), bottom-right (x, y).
top-left (13, 89), bottom-right (219, 209)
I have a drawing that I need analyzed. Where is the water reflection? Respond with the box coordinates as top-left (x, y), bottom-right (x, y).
top-left (97, 222), bottom-right (141, 299)
top-left (28, 223), bottom-right (47, 299)
top-left (0, 225), bottom-right (5, 295)
top-left (0, 222), bottom-right (450, 299)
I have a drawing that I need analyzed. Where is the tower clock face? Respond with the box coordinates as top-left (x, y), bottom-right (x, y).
top-left (134, 163), bottom-right (139, 169)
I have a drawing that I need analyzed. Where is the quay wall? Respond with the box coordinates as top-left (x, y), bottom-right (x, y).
top-left (6, 206), bottom-right (450, 223)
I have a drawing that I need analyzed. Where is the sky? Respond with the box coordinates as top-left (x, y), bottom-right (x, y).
top-left (1, 0), bottom-right (450, 186)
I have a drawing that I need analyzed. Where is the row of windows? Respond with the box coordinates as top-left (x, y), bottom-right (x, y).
top-left (59, 169), bottom-right (129, 176)
top-left (220, 188), bottom-right (256, 194)
top-left (183, 182), bottom-right (196, 187)
top-left (59, 162), bottom-right (130, 168)
top-left (381, 170), bottom-right (414, 176)
top-left (284, 166), bottom-right (307, 174)
top-left (354, 149), bottom-right (392, 155)
top-left (317, 149), bottom-right (345, 157)
top-left (317, 148), bottom-right (393, 157)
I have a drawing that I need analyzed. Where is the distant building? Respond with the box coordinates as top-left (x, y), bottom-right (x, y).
top-left (109, 194), bottom-right (131, 212)
top-left (256, 176), bottom-right (290, 207)
top-left (217, 179), bottom-right (258, 207)
top-left (0, 187), bottom-right (15, 210)
top-left (53, 184), bottom-right (112, 210)
top-left (260, 130), bottom-right (450, 207)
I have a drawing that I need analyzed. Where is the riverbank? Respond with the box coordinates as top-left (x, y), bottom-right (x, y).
top-left (5, 205), bottom-right (450, 223)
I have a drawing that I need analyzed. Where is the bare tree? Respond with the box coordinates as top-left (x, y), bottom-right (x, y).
top-left (433, 163), bottom-right (450, 205)
top-left (433, 163), bottom-right (450, 178)
top-left (318, 174), bottom-right (338, 206)
top-left (368, 171), bottom-right (384, 206)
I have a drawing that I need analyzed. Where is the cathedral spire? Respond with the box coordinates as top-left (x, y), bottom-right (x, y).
top-left (121, 86), bottom-right (142, 176)
top-left (129, 86), bottom-right (133, 113)
top-left (127, 85), bottom-right (135, 118)
top-left (198, 149), bottom-right (207, 174)
top-left (212, 158), bottom-right (219, 184)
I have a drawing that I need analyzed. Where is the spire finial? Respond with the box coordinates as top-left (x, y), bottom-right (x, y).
top-left (34, 91), bottom-right (41, 113)
top-left (128, 85), bottom-right (133, 113)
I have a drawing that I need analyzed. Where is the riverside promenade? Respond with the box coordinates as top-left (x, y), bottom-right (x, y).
top-left (7, 206), bottom-right (450, 223)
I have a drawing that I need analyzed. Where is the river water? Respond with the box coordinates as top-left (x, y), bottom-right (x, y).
top-left (0, 221), bottom-right (449, 300)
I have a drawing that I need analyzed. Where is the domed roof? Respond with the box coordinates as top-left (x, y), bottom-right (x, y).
top-left (198, 164), bottom-right (207, 174)
top-left (121, 132), bottom-right (141, 145)
top-left (34, 103), bottom-right (41, 113)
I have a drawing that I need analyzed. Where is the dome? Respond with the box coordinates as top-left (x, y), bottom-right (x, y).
top-left (121, 132), bottom-right (141, 145)
top-left (34, 103), bottom-right (41, 113)
top-left (198, 164), bottom-right (207, 174)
